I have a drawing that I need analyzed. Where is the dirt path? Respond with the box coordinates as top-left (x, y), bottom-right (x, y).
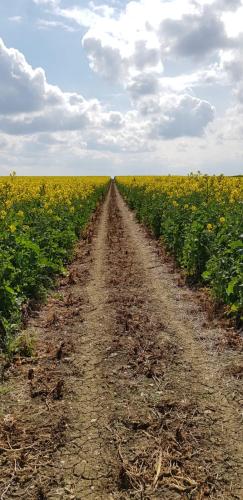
top-left (50, 188), bottom-right (115, 499)
top-left (0, 182), bottom-right (243, 499)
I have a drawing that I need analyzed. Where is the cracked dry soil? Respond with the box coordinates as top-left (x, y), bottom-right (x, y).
top-left (0, 182), bottom-right (243, 499)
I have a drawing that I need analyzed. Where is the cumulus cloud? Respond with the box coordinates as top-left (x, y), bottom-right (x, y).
top-left (127, 73), bottom-right (160, 99)
top-left (160, 7), bottom-right (231, 60)
top-left (83, 33), bottom-right (161, 85)
top-left (82, 37), bottom-right (126, 82)
top-left (102, 112), bottom-right (125, 129)
top-left (208, 102), bottom-right (243, 142)
top-left (215, 0), bottom-right (242, 11)
top-left (0, 102), bottom-right (92, 135)
top-left (0, 0), bottom-right (241, 175)
top-left (86, 115), bottom-right (152, 154)
top-left (49, 0), bottom-right (242, 74)
top-left (0, 34), bottom-right (216, 147)
top-left (0, 38), bottom-right (64, 115)
top-left (4, 0), bottom-right (243, 173)
top-left (57, 0), bottom-right (242, 109)
top-left (144, 94), bottom-right (215, 139)
top-left (223, 52), bottom-right (243, 81)
top-left (132, 40), bottom-right (161, 70)
top-left (60, 0), bottom-right (163, 87)
top-left (0, 38), bottom-right (103, 135)
top-left (220, 45), bottom-right (243, 102)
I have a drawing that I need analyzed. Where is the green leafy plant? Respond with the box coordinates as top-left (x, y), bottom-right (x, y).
top-left (117, 176), bottom-right (243, 323)
top-left (0, 176), bottom-right (109, 350)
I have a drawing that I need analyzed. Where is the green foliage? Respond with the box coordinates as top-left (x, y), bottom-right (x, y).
top-left (0, 179), bottom-right (108, 349)
top-left (117, 179), bottom-right (243, 323)
top-left (6, 331), bottom-right (36, 359)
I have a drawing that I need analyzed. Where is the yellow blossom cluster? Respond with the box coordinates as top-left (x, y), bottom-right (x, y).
top-left (116, 175), bottom-right (243, 203)
top-left (0, 176), bottom-right (110, 218)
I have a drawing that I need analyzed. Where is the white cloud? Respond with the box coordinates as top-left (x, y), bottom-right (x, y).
top-left (0, 100), bottom-right (92, 135)
top-left (36, 19), bottom-right (76, 31)
top-left (102, 111), bottom-right (125, 129)
top-left (82, 37), bottom-right (126, 81)
top-left (0, 38), bottom-right (104, 136)
top-left (8, 16), bottom-right (23, 23)
top-left (0, 26), bottom-right (217, 147)
top-left (207, 102), bottom-right (243, 144)
top-left (33, 0), bottom-right (59, 6)
top-left (2, 1), bottom-right (243, 174)
top-left (222, 5), bottom-right (243, 37)
top-left (127, 73), bottom-right (160, 99)
top-left (216, 0), bottom-right (242, 10)
top-left (219, 45), bottom-right (243, 103)
top-left (160, 6), bottom-right (232, 60)
top-left (32, 0), bottom-right (243, 111)
top-left (132, 40), bottom-right (161, 71)
top-left (60, 0), bottom-right (242, 106)
top-left (0, 38), bottom-right (64, 115)
top-left (144, 94), bottom-right (215, 139)
top-left (55, 5), bottom-right (109, 29)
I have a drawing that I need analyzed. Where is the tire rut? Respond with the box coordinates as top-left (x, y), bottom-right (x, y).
top-left (48, 185), bottom-right (116, 499)
top-left (105, 182), bottom-right (243, 499)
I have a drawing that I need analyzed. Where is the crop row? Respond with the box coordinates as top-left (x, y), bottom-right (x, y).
top-left (0, 175), bottom-right (110, 349)
top-left (116, 175), bottom-right (243, 323)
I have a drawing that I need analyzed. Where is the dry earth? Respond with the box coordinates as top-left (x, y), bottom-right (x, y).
top-left (0, 182), bottom-right (243, 499)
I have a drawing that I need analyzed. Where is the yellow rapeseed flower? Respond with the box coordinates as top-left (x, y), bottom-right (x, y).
top-left (0, 210), bottom-right (7, 219)
top-left (116, 175), bottom-right (243, 203)
top-left (9, 224), bottom-right (16, 233)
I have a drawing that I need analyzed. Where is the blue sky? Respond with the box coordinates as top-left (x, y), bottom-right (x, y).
top-left (0, 0), bottom-right (243, 175)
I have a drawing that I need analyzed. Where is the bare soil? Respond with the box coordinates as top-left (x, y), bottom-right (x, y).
top-left (0, 182), bottom-right (243, 499)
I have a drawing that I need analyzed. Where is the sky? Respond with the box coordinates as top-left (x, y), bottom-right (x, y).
top-left (0, 0), bottom-right (243, 176)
